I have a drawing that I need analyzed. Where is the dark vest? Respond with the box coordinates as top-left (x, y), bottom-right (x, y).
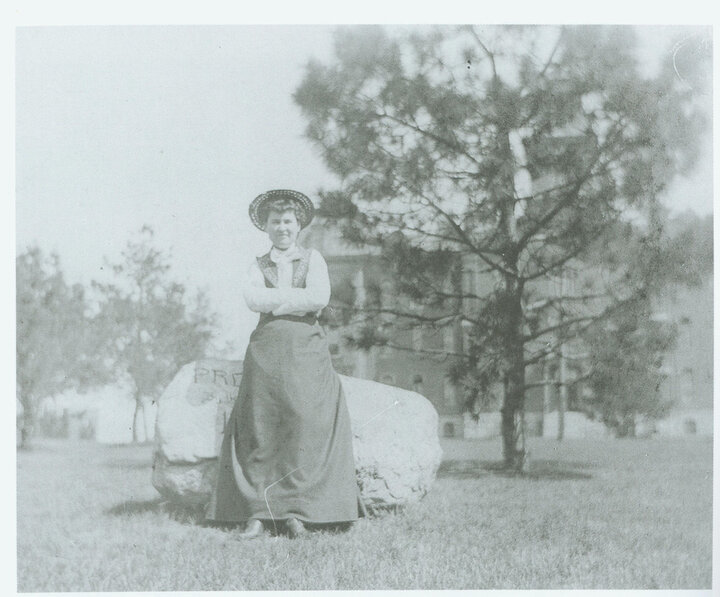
top-left (256, 246), bottom-right (317, 327)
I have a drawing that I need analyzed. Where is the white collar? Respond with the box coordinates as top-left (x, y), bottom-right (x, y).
top-left (269, 244), bottom-right (302, 263)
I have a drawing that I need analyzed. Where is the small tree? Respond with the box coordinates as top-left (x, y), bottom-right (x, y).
top-left (16, 247), bottom-right (106, 447)
top-left (579, 212), bottom-right (713, 435)
top-left (295, 25), bottom-right (707, 468)
top-left (583, 301), bottom-right (676, 436)
top-left (93, 226), bottom-right (216, 442)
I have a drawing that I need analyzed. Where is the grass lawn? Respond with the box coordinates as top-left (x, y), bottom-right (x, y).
top-left (17, 435), bottom-right (712, 591)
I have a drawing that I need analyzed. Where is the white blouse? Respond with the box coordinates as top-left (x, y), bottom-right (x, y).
top-left (243, 245), bottom-right (331, 316)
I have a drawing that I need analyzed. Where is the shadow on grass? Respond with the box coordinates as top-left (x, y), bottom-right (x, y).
top-left (439, 459), bottom-right (593, 481)
top-left (102, 459), bottom-right (153, 470)
top-left (105, 441), bottom-right (155, 449)
top-left (106, 499), bottom-right (359, 535)
top-left (16, 444), bottom-right (50, 453)
top-left (105, 498), bottom-right (205, 523)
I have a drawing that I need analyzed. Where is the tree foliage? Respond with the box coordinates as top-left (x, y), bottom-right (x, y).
top-left (295, 25), bottom-right (707, 467)
top-left (16, 247), bottom-right (108, 446)
top-left (583, 300), bottom-right (677, 437)
top-left (93, 226), bottom-right (216, 441)
top-left (578, 211), bottom-right (712, 434)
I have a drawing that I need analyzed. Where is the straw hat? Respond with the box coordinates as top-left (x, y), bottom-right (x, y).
top-left (248, 189), bottom-right (315, 230)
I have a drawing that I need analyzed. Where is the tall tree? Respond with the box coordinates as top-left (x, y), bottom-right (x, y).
top-left (93, 226), bottom-right (216, 442)
top-left (295, 25), bottom-right (707, 468)
top-left (16, 247), bottom-right (106, 447)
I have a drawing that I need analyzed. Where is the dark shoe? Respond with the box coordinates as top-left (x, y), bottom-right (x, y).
top-left (237, 519), bottom-right (264, 539)
top-left (286, 517), bottom-right (307, 538)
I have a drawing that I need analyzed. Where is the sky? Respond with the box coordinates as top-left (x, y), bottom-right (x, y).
top-left (15, 24), bottom-right (714, 356)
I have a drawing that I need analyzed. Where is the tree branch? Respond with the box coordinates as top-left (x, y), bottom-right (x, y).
top-left (523, 292), bottom-right (609, 311)
top-left (524, 314), bottom-right (600, 343)
top-left (374, 110), bottom-right (482, 167)
top-left (418, 192), bottom-right (517, 277)
top-left (523, 291), bottom-right (641, 345)
top-left (381, 341), bottom-right (466, 360)
top-left (515, 126), bottom-right (625, 251)
top-left (348, 306), bottom-right (462, 324)
top-left (520, 226), bottom-right (607, 282)
top-left (536, 27), bottom-right (563, 80)
top-left (467, 27), bottom-right (498, 80)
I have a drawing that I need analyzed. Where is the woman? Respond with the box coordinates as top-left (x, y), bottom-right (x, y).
top-left (205, 189), bottom-right (360, 538)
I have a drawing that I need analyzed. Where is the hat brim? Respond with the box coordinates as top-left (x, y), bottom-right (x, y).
top-left (248, 189), bottom-right (315, 230)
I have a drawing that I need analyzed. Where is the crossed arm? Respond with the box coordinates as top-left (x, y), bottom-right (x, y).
top-left (243, 249), bottom-right (331, 316)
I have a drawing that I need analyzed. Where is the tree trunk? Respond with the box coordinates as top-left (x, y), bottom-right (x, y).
top-left (542, 358), bottom-right (552, 437)
top-left (557, 341), bottom-right (568, 441)
top-left (620, 414), bottom-right (636, 438)
top-left (143, 401), bottom-right (152, 442)
top-left (18, 395), bottom-right (34, 450)
top-left (132, 394), bottom-right (144, 443)
top-left (20, 425), bottom-right (31, 449)
top-left (500, 278), bottom-right (527, 471)
top-left (557, 270), bottom-right (567, 441)
top-left (497, 123), bottom-right (527, 471)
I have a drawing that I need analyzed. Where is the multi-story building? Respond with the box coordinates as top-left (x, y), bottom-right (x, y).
top-left (301, 218), bottom-right (713, 439)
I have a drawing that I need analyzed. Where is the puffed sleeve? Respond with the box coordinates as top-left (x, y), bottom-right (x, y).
top-left (271, 249), bottom-right (331, 316)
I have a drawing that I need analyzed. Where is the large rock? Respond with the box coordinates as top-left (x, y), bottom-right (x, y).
top-left (152, 359), bottom-right (442, 510)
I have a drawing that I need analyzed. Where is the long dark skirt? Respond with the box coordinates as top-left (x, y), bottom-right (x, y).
top-left (205, 316), bottom-right (359, 524)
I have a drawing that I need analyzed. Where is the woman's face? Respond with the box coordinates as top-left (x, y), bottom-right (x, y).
top-left (266, 209), bottom-right (300, 250)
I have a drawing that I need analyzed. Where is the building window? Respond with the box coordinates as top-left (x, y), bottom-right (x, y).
top-left (443, 325), bottom-right (455, 353)
top-left (684, 419), bottom-right (697, 435)
top-left (380, 374), bottom-right (395, 385)
top-left (443, 422), bottom-right (456, 437)
top-left (443, 377), bottom-right (457, 409)
top-left (412, 374), bottom-right (424, 394)
top-left (412, 326), bottom-right (423, 351)
top-left (680, 368), bottom-right (694, 407)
